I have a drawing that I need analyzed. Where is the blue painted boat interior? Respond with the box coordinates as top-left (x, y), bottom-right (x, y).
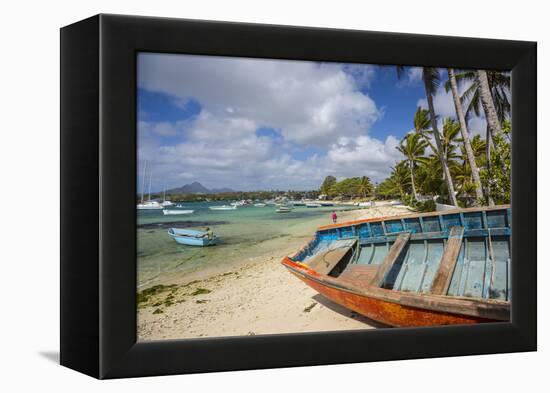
top-left (295, 208), bottom-right (511, 301)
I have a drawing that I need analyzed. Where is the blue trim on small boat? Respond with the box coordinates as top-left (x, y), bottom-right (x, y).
top-left (168, 228), bottom-right (218, 246)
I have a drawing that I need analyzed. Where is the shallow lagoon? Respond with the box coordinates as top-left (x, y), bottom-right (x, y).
top-left (137, 202), bottom-right (357, 287)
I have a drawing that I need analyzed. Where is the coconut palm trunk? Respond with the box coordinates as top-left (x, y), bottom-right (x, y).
top-left (476, 70), bottom-right (504, 139)
top-left (408, 160), bottom-right (418, 200)
top-left (485, 126), bottom-right (495, 207)
top-left (448, 68), bottom-right (484, 202)
top-left (423, 72), bottom-right (458, 206)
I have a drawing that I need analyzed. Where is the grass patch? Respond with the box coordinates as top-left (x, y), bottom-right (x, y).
top-left (182, 280), bottom-right (200, 288)
top-left (303, 303), bottom-right (317, 313)
top-left (137, 284), bottom-right (177, 304)
top-left (190, 288), bottom-right (211, 296)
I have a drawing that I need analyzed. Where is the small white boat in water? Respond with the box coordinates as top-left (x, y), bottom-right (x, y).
top-left (209, 205), bottom-right (237, 211)
top-left (162, 200), bottom-right (174, 207)
top-left (168, 228), bottom-right (217, 246)
top-left (306, 203), bottom-right (321, 208)
top-left (276, 206), bottom-right (293, 213)
top-left (137, 201), bottom-right (164, 210)
top-left (163, 209), bottom-right (194, 215)
top-left (254, 203), bottom-right (267, 207)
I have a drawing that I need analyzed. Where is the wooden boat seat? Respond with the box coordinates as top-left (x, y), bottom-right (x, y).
top-left (338, 265), bottom-right (379, 289)
top-left (306, 239), bottom-right (357, 275)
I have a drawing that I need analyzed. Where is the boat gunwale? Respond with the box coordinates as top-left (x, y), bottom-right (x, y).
top-left (281, 256), bottom-right (510, 321)
top-left (317, 204), bottom-right (511, 231)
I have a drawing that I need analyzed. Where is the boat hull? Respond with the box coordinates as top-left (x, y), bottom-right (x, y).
top-left (283, 258), bottom-right (496, 327)
top-left (168, 228), bottom-right (218, 246)
top-left (172, 236), bottom-right (217, 246)
top-left (163, 209), bottom-right (194, 215)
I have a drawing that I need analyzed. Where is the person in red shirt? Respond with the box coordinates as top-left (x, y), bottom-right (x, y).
top-left (331, 211), bottom-right (337, 223)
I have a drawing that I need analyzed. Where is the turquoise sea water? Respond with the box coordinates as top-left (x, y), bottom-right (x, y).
top-left (137, 202), bottom-right (356, 287)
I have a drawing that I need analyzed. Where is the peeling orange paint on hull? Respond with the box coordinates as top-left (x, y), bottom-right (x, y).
top-left (290, 272), bottom-right (494, 327)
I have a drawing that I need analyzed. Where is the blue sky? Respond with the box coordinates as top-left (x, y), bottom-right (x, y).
top-left (137, 53), bottom-right (484, 192)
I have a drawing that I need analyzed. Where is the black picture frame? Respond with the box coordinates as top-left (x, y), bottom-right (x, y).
top-left (60, 14), bottom-right (536, 379)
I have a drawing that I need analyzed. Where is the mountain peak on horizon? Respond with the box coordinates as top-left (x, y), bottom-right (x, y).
top-left (166, 182), bottom-right (236, 194)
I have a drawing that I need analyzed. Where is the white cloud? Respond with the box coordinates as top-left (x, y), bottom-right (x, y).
top-left (138, 53), bottom-right (380, 147)
top-left (139, 117), bottom-right (402, 191)
top-left (417, 89), bottom-right (456, 120)
top-left (137, 54), bottom-right (402, 191)
top-left (397, 67), bottom-right (423, 87)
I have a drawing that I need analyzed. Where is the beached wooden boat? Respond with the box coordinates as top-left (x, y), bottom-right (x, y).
top-left (168, 228), bottom-right (218, 246)
top-left (281, 205), bottom-right (511, 327)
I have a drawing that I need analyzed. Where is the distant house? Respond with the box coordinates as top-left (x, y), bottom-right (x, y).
top-left (318, 194), bottom-right (327, 200)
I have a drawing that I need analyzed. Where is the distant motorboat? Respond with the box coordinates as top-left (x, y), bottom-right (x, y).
top-left (390, 200), bottom-right (403, 206)
top-left (161, 200), bottom-right (174, 207)
top-left (163, 209), bottom-right (194, 215)
top-left (320, 202), bottom-right (334, 207)
top-left (137, 201), bottom-right (164, 210)
top-left (276, 206), bottom-right (293, 213)
top-left (306, 203), bottom-right (321, 208)
top-left (290, 201), bottom-right (306, 206)
top-left (358, 201), bottom-right (375, 207)
top-left (254, 203), bottom-right (267, 207)
top-left (168, 228), bottom-right (217, 246)
top-left (209, 205), bottom-right (237, 211)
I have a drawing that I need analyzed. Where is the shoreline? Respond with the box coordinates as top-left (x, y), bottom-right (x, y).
top-left (137, 204), bottom-right (409, 341)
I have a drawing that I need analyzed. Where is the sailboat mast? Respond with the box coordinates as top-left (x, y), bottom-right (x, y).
top-left (148, 169), bottom-right (152, 201)
top-left (163, 182), bottom-right (166, 203)
top-left (140, 160), bottom-right (147, 203)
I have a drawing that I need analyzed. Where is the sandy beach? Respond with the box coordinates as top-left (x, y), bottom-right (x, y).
top-left (137, 203), bottom-right (410, 341)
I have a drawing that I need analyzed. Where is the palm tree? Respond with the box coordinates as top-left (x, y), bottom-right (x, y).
top-left (397, 133), bottom-right (428, 200)
top-left (445, 69), bottom-right (510, 207)
top-left (389, 161), bottom-right (412, 198)
top-left (440, 118), bottom-right (462, 162)
top-left (413, 107), bottom-right (437, 154)
top-left (476, 70), bottom-right (504, 139)
top-left (357, 176), bottom-right (373, 199)
top-left (469, 134), bottom-right (487, 165)
top-left (446, 68), bottom-right (484, 202)
top-left (397, 67), bottom-right (458, 205)
top-left (447, 70), bottom-right (510, 123)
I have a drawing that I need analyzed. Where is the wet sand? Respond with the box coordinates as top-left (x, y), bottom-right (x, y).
top-left (137, 203), bottom-right (410, 341)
